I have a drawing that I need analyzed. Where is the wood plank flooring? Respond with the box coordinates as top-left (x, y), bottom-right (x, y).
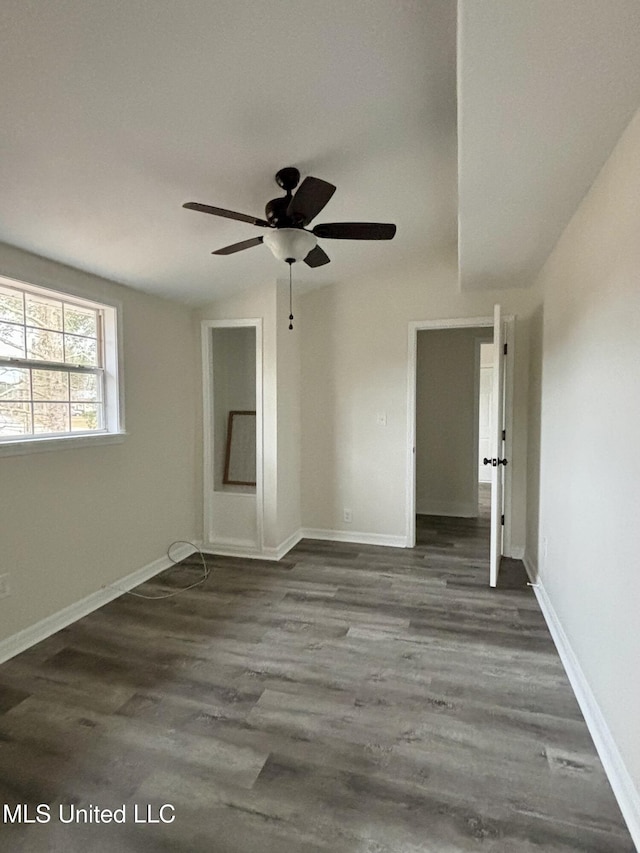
top-left (0, 511), bottom-right (634, 852)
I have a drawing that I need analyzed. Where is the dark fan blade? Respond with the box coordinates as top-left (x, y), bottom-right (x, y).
top-left (212, 236), bottom-right (264, 255)
top-left (304, 245), bottom-right (330, 268)
top-left (183, 202), bottom-right (269, 228)
top-left (312, 222), bottom-right (396, 240)
top-left (286, 177), bottom-right (336, 225)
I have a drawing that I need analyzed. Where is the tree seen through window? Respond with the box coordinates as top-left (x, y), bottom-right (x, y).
top-left (0, 283), bottom-right (104, 438)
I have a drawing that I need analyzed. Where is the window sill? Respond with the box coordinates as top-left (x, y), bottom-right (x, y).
top-left (0, 431), bottom-right (127, 458)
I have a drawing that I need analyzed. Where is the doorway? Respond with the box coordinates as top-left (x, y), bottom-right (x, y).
top-left (406, 311), bottom-right (514, 585)
top-left (414, 327), bottom-right (492, 519)
top-left (201, 319), bottom-right (264, 553)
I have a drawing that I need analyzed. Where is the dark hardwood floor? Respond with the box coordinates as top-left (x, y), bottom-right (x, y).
top-left (0, 504), bottom-right (634, 851)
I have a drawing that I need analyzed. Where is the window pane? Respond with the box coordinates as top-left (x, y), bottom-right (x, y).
top-left (25, 293), bottom-right (63, 331)
top-left (33, 402), bottom-right (69, 434)
top-left (32, 369), bottom-right (69, 402)
top-left (0, 402), bottom-right (32, 436)
top-left (64, 334), bottom-right (98, 366)
top-left (0, 282), bottom-right (118, 444)
top-left (0, 286), bottom-right (24, 324)
top-left (0, 322), bottom-right (26, 358)
top-left (0, 367), bottom-right (30, 400)
top-left (71, 403), bottom-right (102, 432)
top-left (70, 372), bottom-right (100, 402)
top-left (26, 328), bottom-right (64, 362)
top-left (64, 304), bottom-right (97, 337)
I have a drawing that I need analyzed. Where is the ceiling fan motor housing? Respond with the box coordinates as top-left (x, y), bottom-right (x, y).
top-left (267, 167), bottom-right (307, 226)
top-left (265, 196), bottom-right (291, 226)
top-left (275, 167), bottom-right (300, 192)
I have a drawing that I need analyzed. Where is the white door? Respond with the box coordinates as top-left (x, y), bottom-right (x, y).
top-left (489, 304), bottom-right (506, 587)
top-left (478, 365), bottom-right (493, 483)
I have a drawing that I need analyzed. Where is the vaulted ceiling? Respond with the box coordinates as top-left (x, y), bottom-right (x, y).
top-left (458, 0), bottom-right (640, 291)
top-left (1, 2), bottom-right (639, 304)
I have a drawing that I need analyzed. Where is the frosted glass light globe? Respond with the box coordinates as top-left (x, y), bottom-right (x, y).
top-left (262, 228), bottom-right (317, 262)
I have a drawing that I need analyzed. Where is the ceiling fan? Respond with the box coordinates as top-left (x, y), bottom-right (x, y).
top-left (183, 167), bottom-right (396, 268)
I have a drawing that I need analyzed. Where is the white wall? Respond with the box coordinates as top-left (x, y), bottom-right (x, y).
top-left (525, 303), bottom-right (544, 570)
top-left (299, 253), bottom-right (540, 548)
top-left (528, 107), bottom-right (640, 817)
top-left (416, 327), bottom-right (489, 516)
top-left (196, 256), bottom-right (541, 555)
top-left (0, 242), bottom-right (199, 644)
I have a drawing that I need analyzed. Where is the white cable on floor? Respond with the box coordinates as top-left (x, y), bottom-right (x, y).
top-left (111, 541), bottom-right (211, 600)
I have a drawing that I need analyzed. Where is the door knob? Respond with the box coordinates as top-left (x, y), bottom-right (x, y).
top-left (483, 457), bottom-right (494, 466)
top-left (497, 458), bottom-right (508, 466)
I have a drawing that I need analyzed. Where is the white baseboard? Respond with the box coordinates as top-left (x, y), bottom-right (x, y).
top-left (200, 542), bottom-right (263, 560)
top-left (263, 529), bottom-right (304, 561)
top-left (200, 529), bottom-right (303, 562)
top-left (204, 527), bottom-right (406, 557)
top-left (301, 528), bottom-right (407, 548)
top-left (204, 527), bottom-right (407, 557)
top-left (0, 543), bottom-right (195, 665)
top-left (416, 500), bottom-right (477, 518)
top-left (523, 553), bottom-right (640, 850)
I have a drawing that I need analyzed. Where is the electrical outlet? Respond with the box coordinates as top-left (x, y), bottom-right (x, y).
top-left (0, 573), bottom-right (10, 600)
top-left (343, 508), bottom-right (352, 523)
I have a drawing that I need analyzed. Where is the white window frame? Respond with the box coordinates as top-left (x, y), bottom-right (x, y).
top-left (0, 274), bottom-right (125, 457)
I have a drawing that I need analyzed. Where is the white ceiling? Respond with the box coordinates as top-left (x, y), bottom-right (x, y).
top-left (1, 2), bottom-right (639, 304)
top-left (0, 0), bottom-right (456, 304)
top-left (458, 0), bottom-right (640, 291)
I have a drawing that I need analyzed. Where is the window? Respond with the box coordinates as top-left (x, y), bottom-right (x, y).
top-left (0, 276), bottom-right (123, 452)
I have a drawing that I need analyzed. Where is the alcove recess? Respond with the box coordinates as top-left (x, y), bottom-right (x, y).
top-left (211, 326), bottom-right (256, 494)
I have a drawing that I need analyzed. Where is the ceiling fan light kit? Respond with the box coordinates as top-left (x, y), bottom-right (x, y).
top-left (262, 227), bottom-right (317, 263)
top-left (183, 166), bottom-right (396, 326)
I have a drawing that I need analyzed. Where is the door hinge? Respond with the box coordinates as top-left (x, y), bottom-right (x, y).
top-left (503, 342), bottom-right (508, 355)
top-left (501, 514), bottom-right (505, 526)
top-left (502, 428), bottom-right (506, 440)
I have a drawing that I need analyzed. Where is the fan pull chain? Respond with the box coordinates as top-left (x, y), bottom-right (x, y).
top-left (288, 262), bottom-right (294, 330)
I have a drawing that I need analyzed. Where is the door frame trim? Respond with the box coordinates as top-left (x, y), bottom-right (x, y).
top-left (201, 318), bottom-right (264, 551)
top-left (406, 314), bottom-right (515, 552)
